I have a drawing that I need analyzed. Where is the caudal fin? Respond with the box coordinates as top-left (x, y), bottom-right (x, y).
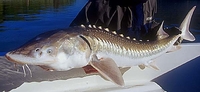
top-left (179, 6), bottom-right (196, 41)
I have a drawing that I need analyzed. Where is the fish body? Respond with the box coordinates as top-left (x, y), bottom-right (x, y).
top-left (5, 24), bottom-right (179, 70)
top-left (5, 6), bottom-right (196, 86)
top-left (82, 25), bottom-right (180, 67)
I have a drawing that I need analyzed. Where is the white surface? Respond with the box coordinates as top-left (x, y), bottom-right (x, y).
top-left (104, 82), bottom-right (165, 92)
top-left (11, 43), bottom-right (200, 92)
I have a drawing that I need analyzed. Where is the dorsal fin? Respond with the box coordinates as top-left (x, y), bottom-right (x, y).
top-left (157, 21), bottom-right (169, 40)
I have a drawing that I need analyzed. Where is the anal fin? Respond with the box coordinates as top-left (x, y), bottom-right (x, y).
top-left (149, 61), bottom-right (159, 70)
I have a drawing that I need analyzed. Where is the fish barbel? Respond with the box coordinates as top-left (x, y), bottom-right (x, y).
top-left (5, 6), bottom-right (196, 86)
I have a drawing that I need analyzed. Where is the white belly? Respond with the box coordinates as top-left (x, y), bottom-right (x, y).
top-left (96, 52), bottom-right (148, 67)
top-left (96, 45), bottom-right (172, 67)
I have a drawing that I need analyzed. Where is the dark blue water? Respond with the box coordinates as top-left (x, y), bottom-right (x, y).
top-left (0, 0), bottom-right (200, 92)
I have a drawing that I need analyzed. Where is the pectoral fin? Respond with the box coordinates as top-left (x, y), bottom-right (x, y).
top-left (89, 54), bottom-right (124, 86)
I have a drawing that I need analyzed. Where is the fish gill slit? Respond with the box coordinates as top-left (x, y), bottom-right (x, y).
top-left (79, 35), bottom-right (92, 50)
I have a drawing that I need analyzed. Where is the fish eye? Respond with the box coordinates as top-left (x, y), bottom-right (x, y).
top-left (35, 48), bottom-right (40, 52)
top-left (47, 49), bottom-right (53, 54)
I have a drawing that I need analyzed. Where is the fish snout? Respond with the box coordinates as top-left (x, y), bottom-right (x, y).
top-left (5, 52), bottom-right (25, 65)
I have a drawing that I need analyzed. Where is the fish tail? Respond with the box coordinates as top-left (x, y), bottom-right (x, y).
top-left (179, 6), bottom-right (196, 41)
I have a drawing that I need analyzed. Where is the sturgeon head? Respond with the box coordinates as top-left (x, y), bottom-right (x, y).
top-left (6, 28), bottom-right (91, 71)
